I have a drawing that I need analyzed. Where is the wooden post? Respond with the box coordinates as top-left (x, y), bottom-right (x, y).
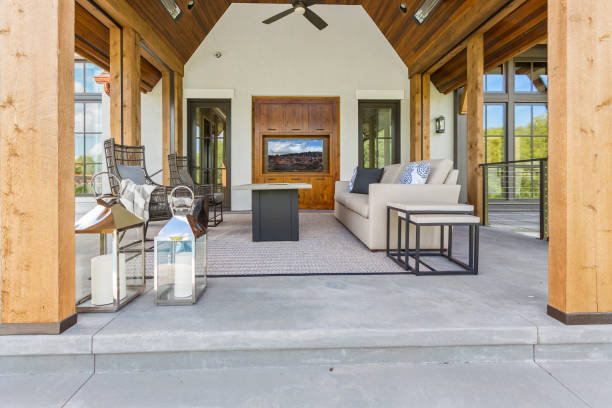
top-left (466, 34), bottom-right (484, 220)
top-left (122, 27), bottom-right (141, 146)
top-left (409, 73), bottom-right (430, 161)
top-left (162, 70), bottom-right (172, 185)
top-left (547, 0), bottom-right (612, 324)
top-left (109, 26), bottom-right (122, 144)
top-left (0, 0), bottom-right (77, 334)
top-left (174, 73), bottom-right (184, 155)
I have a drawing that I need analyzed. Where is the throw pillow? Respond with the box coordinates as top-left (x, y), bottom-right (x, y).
top-left (399, 161), bottom-right (430, 185)
top-left (348, 167), bottom-right (358, 192)
top-left (117, 164), bottom-right (146, 185)
top-left (351, 167), bottom-right (384, 194)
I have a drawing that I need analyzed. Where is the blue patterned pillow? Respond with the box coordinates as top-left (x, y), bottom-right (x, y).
top-left (399, 161), bottom-right (430, 184)
top-left (348, 167), bottom-right (358, 192)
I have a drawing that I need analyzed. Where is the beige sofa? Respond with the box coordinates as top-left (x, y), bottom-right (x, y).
top-left (334, 159), bottom-right (460, 250)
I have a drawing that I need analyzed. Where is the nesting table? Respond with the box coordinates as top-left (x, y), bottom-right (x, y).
top-left (234, 183), bottom-right (312, 242)
top-left (386, 202), bottom-right (480, 275)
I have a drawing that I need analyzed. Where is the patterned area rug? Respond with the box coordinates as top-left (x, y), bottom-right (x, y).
top-left (206, 212), bottom-right (406, 276)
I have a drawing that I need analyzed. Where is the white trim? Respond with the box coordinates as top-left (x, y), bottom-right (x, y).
top-left (356, 89), bottom-right (406, 100)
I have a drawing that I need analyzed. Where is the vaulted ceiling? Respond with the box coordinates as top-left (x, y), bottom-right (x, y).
top-left (75, 0), bottom-right (548, 93)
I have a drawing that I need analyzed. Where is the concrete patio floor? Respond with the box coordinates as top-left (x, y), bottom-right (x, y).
top-left (2, 216), bottom-right (612, 406)
top-left (3, 361), bottom-right (612, 407)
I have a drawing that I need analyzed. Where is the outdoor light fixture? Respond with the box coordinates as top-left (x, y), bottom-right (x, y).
top-left (74, 172), bottom-right (146, 312)
top-left (187, 0), bottom-right (195, 10)
top-left (399, 2), bottom-right (408, 13)
top-left (413, 0), bottom-right (442, 24)
top-left (159, 0), bottom-right (182, 20)
top-left (154, 186), bottom-right (207, 306)
top-left (435, 116), bottom-right (446, 133)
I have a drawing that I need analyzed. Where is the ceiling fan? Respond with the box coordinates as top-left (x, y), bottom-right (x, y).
top-left (262, 1), bottom-right (328, 30)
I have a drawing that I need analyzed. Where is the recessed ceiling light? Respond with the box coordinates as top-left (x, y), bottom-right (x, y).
top-left (413, 0), bottom-right (442, 25)
top-left (187, 0), bottom-right (195, 10)
top-left (159, 0), bottom-right (182, 21)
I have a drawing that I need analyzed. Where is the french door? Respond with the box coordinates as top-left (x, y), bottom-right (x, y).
top-left (187, 100), bottom-right (231, 208)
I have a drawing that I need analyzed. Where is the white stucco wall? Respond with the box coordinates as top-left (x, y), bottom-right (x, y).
top-left (429, 84), bottom-right (455, 161)
top-left (141, 4), bottom-right (455, 210)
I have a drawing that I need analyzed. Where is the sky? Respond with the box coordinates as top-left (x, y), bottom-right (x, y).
top-left (268, 139), bottom-right (323, 155)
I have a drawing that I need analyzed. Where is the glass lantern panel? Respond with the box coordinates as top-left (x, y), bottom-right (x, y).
top-left (156, 239), bottom-right (194, 303)
top-left (195, 235), bottom-right (207, 292)
top-left (121, 228), bottom-right (145, 291)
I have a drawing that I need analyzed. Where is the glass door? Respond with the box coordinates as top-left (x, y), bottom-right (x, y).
top-left (358, 101), bottom-right (400, 168)
top-left (188, 100), bottom-right (231, 208)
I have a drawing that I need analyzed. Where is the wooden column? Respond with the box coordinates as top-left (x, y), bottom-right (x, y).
top-left (174, 73), bottom-right (184, 155)
top-left (162, 70), bottom-right (172, 185)
top-left (547, 0), bottom-right (612, 324)
top-left (466, 34), bottom-right (484, 220)
top-left (0, 0), bottom-right (76, 334)
top-left (122, 27), bottom-right (141, 146)
top-left (409, 73), bottom-right (430, 161)
top-left (109, 26), bottom-right (122, 144)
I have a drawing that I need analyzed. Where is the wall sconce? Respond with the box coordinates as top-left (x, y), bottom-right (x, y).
top-left (435, 116), bottom-right (445, 133)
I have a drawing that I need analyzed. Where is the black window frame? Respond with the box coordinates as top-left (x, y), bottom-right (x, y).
top-left (357, 100), bottom-right (401, 169)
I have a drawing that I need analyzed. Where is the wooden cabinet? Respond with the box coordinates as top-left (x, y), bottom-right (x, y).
top-left (285, 104), bottom-right (306, 132)
top-left (253, 97), bottom-right (339, 210)
top-left (308, 103), bottom-right (334, 132)
top-left (260, 103), bottom-right (284, 132)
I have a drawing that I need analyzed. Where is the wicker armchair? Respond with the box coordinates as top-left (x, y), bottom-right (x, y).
top-left (168, 153), bottom-right (224, 226)
top-left (104, 139), bottom-right (172, 233)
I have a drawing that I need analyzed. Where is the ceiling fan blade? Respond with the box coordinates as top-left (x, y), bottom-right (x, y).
top-left (303, 0), bottom-right (326, 6)
top-left (304, 8), bottom-right (328, 30)
top-left (262, 8), bottom-right (295, 24)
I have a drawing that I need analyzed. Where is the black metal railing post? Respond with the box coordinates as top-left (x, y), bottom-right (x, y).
top-left (482, 166), bottom-right (488, 226)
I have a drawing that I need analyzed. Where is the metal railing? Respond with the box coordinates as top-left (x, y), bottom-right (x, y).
top-left (479, 158), bottom-right (548, 240)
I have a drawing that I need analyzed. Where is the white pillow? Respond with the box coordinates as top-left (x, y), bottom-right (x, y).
top-left (348, 168), bottom-right (358, 192)
top-left (398, 161), bottom-right (430, 184)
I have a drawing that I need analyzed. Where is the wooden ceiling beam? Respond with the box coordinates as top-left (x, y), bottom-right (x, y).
top-left (431, 0), bottom-right (547, 94)
top-left (425, 0), bottom-right (529, 75)
top-left (79, 0), bottom-right (184, 75)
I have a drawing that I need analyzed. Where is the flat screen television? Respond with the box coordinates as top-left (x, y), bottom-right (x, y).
top-left (264, 137), bottom-right (329, 173)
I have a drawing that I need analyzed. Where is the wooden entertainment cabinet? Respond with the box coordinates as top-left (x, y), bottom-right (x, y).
top-left (252, 97), bottom-right (340, 210)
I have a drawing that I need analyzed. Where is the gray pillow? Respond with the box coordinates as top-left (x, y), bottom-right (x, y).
top-left (178, 168), bottom-right (195, 185)
top-left (351, 167), bottom-right (384, 194)
top-left (117, 165), bottom-right (146, 185)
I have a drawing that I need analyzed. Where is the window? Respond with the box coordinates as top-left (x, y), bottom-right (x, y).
top-left (74, 58), bottom-right (104, 195)
top-left (484, 104), bottom-right (505, 163)
top-left (484, 65), bottom-right (504, 93)
top-left (358, 101), bottom-right (400, 168)
top-left (478, 49), bottom-right (548, 201)
top-left (514, 61), bottom-right (548, 93)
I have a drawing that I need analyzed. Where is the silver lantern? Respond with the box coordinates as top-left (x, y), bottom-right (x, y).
top-left (154, 186), bottom-right (207, 305)
top-left (75, 172), bottom-right (146, 312)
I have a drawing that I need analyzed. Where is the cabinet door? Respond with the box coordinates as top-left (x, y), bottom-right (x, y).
top-left (284, 104), bottom-right (306, 132)
top-left (310, 176), bottom-right (333, 209)
top-left (308, 103), bottom-right (334, 132)
top-left (285, 176), bottom-right (307, 208)
top-left (260, 103), bottom-right (284, 132)
top-left (264, 175), bottom-right (285, 183)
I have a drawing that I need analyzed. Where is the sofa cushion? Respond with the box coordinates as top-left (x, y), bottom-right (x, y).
top-left (380, 164), bottom-right (403, 184)
top-left (351, 167), bottom-right (384, 194)
top-left (335, 190), bottom-right (369, 218)
top-left (426, 159), bottom-right (453, 184)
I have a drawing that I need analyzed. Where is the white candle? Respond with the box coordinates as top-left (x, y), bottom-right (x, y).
top-left (174, 253), bottom-right (193, 298)
top-left (91, 253), bottom-right (127, 306)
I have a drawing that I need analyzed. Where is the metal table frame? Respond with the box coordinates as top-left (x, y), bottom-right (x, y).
top-left (386, 204), bottom-right (479, 276)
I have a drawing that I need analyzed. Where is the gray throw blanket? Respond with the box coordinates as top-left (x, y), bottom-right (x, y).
top-left (120, 179), bottom-right (157, 222)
